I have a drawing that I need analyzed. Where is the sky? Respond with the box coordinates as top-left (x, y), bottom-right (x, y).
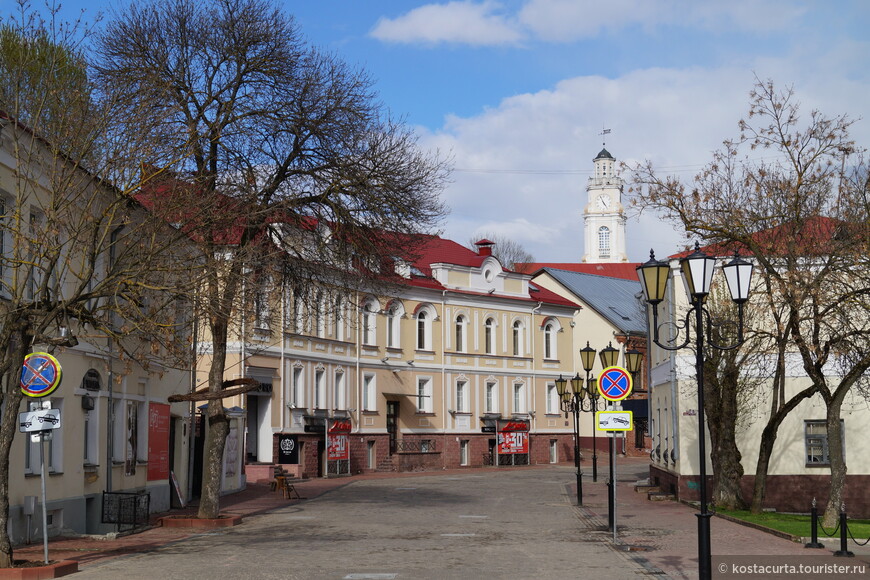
top-left (17, 0), bottom-right (870, 263)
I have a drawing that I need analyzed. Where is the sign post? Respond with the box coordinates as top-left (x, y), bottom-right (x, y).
top-left (20, 352), bottom-right (63, 564)
top-left (597, 366), bottom-right (634, 543)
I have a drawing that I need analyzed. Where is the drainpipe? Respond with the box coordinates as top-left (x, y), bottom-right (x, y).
top-left (668, 261), bottom-right (680, 464)
top-left (106, 223), bottom-right (125, 493)
top-left (354, 291), bottom-right (361, 433)
top-left (441, 290), bottom-right (447, 432)
top-left (530, 301), bottom-right (542, 429)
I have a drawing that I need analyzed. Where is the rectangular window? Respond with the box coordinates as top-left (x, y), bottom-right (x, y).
top-left (546, 384), bottom-right (558, 414)
top-left (125, 400), bottom-right (139, 476)
top-left (417, 377), bottom-right (432, 413)
top-left (334, 371), bottom-right (345, 410)
top-left (549, 439), bottom-right (558, 463)
top-left (456, 380), bottom-right (468, 413)
top-left (513, 384), bottom-right (525, 414)
top-left (485, 382), bottom-right (497, 413)
top-left (805, 420), bottom-right (844, 466)
top-left (362, 374), bottom-right (376, 412)
top-left (460, 440), bottom-right (469, 466)
top-left (314, 370), bottom-right (325, 409)
top-left (291, 366), bottom-right (303, 407)
top-left (367, 441), bottom-right (376, 469)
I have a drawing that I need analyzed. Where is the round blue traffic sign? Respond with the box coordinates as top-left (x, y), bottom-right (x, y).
top-left (21, 352), bottom-right (63, 398)
top-left (598, 366), bottom-right (632, 401)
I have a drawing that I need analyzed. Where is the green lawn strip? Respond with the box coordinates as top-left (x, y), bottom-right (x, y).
top-left (716, 509), bottom-right (870, 539)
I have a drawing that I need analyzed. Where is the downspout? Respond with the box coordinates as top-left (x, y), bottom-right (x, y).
top-left (668, 261), bottom-right (680, 465)
top-left (530, 301), bottom-right (542, 429)
top-left (280, 289), bottom-right (286, 429)
top-left (187, 297), bottom-right (199, 502)
top-left (354, 291), bottom-right (360, 433)
top-left (106, 223), bottom-right (125, 493)
top-left (441, 290), bottom-right (447, 434)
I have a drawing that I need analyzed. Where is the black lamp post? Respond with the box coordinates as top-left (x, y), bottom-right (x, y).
top-left (579, 342), bottom-right (600, 481)
top-left (555, 374), bottom-right (583, 505)
top-left (598, 342), bottom-right (620, 532)
top-left (637, 243), bottom-right (753, 580)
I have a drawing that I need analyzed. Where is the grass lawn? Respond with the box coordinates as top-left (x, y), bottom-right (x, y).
top-left (717, 509), bottom-right (870, 539)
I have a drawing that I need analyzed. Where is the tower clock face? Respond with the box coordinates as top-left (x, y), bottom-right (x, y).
top-left (596, 194), bottom-right (611, 210)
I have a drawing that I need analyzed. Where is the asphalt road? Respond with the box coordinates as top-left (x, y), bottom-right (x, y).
top-left (74, 466), bottom-right (657, 580)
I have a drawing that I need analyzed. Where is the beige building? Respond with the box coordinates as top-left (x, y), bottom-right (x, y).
top-left (215, 236), bottom-right (581, 478)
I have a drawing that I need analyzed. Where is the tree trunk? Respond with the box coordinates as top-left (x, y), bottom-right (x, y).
top-left (704, 356), bottom-right (747, 510)
top-left (822, 398), bottom-right (847, 527)
top-left (0, 328), bottom-right (31, 567)
top-left (750, 423), bottom-right (777, 514)
top-left (197, 405), bottom-right (229, 519)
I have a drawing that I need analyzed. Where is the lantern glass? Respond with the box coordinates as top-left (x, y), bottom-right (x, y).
top-left (722, 253), bottom-right (753, 304)
top-left (636, 251), bottom-right (670, 304)
top-left (599, 342), bottom-right (619, 368)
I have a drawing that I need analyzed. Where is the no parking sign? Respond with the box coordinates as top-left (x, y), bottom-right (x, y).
top-left (20, 352), bottom-right (63, 398)
top-left (597, 366), bottom-right (632, 402)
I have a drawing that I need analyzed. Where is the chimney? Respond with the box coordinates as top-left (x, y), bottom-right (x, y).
top-left (474, 239), bottom-right (495, 257)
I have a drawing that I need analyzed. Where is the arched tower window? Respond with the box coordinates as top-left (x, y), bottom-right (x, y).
top-left (598, 226), bottom-right (611, 258)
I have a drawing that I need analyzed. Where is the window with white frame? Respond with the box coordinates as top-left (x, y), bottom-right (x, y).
top-left (805, 420), bottom-right (844, 466)
top-left (416, 377), bottom-right (433, 413)
top-left (512, 320), bottom-right (524, 356)
top-left (598, 226), bottom-right (611, 257)
top-left (362, 299), bottom-right (378, 345)
top-left (485, 317), bottom-right (495, 354)
top-left (546, 383), bottom-right (558, 414)
top-left (543, 321), bottom-right (556, 359)
top-left (513, 383), bottom-right (525, 414)
top-left (254, 282), bottom-right (271, 331)
top-left (334, 370), bottom-right (345, 410)
top-left (460, 440), bottom-right (469, 466)
top-left (314, 369), bottom-right (326, 409)
top-left (362, 373), bottom-right (376, 411)
top-left (456, 380), bottom-right (469, 413)
top-left (25, 399), bottom-right (64, 474)
top-left (333, 296), bottom-right (344, 340)
top-left (485, 381), bottom-right (497, 413)
top-left (455, 314), bottom-right (467, 352)
top-left (386, 301), bottom-right (403, 348)
top-left (416, 306), bottom-right (433, 350)
top-left (314, 290), bottom-right (325, 338)
top-left (291, 365), bottom-right (303, 407)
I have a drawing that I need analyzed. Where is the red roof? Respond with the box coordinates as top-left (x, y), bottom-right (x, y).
top-left (516, 262), bottom-right (641, 281)
top-left (670, 216), bottom-right (862, 259)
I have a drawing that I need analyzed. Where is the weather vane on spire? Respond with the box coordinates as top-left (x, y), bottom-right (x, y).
top-left (600, 126), bottom-right (611, 147)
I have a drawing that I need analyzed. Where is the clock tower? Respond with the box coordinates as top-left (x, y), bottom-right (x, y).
top-left (582, 147), bottom-right (627, 263)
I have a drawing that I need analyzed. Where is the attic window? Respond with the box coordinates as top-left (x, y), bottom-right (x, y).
top-left (484, 268), bottom-right (494, 282)
top-left (82, 369), bottom-right (101, 391)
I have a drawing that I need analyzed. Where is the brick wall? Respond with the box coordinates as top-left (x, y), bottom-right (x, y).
top-left (649, 465), bottom-right (870, 517)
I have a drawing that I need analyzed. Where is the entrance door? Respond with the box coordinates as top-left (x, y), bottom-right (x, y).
top-left (387, 400), bottom-right (398, 455)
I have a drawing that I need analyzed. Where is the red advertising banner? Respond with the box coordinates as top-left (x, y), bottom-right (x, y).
top-left (329, 418), bottom-right (352, 434)
top-left (147, 403), bottom-right (171, 481)
top-left (327, 434), bottom-right (349, 460)
top-left (497, 431), bottom-right (528, 455)
top-left (497, 419), bottom-right (529, 455)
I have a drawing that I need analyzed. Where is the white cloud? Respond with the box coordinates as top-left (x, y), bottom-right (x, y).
top-left (371, 0), bottom-right (811, 47)
top-left (370, 1), bottom-right (522, 46)
top-left (421, 61), bottom-right (870, 263)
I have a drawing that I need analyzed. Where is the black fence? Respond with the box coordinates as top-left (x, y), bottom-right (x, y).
top-left (102, 490), bottom-right (150, 533)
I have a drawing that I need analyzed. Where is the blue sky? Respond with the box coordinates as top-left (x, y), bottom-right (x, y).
top-left (19, 0), bottom-right (870, 262)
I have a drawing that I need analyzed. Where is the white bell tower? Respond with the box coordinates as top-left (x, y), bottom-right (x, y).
top-left (582, 144), bottom-right (627, 263)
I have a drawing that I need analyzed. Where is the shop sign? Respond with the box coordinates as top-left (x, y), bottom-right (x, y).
top-left (497, 430), bottom-right (528, 455)
top-left (278, 434), bottom-right (299, 464)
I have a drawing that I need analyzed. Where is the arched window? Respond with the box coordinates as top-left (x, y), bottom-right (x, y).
top-left (512, 320), bottom-right (524, 356)
top-left (362, 299), bottom-right (378, 345)
top-left (415, 307), bottom-right (434, 350)
top-left (386, 301), bottom-right (403, 348)
top-left (484, 317), bottom-right (495, 354)
top-left (598, 226), bottom-right (611, 258)
top-left (544, 321), bottom-right (556, 359)
top-left (454, 314), bottom-right (467, 352)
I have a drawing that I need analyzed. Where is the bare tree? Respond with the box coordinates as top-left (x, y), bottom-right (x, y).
top-left (467, 232), bottom-right (535, 270)
top-left (630, 79), bottom-right (870, 525)
top-left (0, 3), bottom-right (195, 567)
top-left (95, 0), bottom-right (448, 520)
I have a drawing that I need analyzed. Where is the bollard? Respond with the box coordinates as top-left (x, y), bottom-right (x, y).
top-left (805, 498), bottom-right (824, 549)
top-left (834, 503), bottom-right (854, 557)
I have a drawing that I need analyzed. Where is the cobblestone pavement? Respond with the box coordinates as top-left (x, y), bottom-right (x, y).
top-left (14, 457), bottom-right (870, 579)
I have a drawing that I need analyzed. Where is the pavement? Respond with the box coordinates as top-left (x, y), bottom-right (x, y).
top-left (12, 456), bottom-right (870, 578)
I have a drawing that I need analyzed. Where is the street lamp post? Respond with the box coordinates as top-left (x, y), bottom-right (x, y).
top-left (578, 342), bottom-right (599, 481)
top-left (555, 374), bottom-right (583, 505)
top-left (598, 342), bottom-right (620, 532)
top-left (637, 243), bottom-right (753, 580)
